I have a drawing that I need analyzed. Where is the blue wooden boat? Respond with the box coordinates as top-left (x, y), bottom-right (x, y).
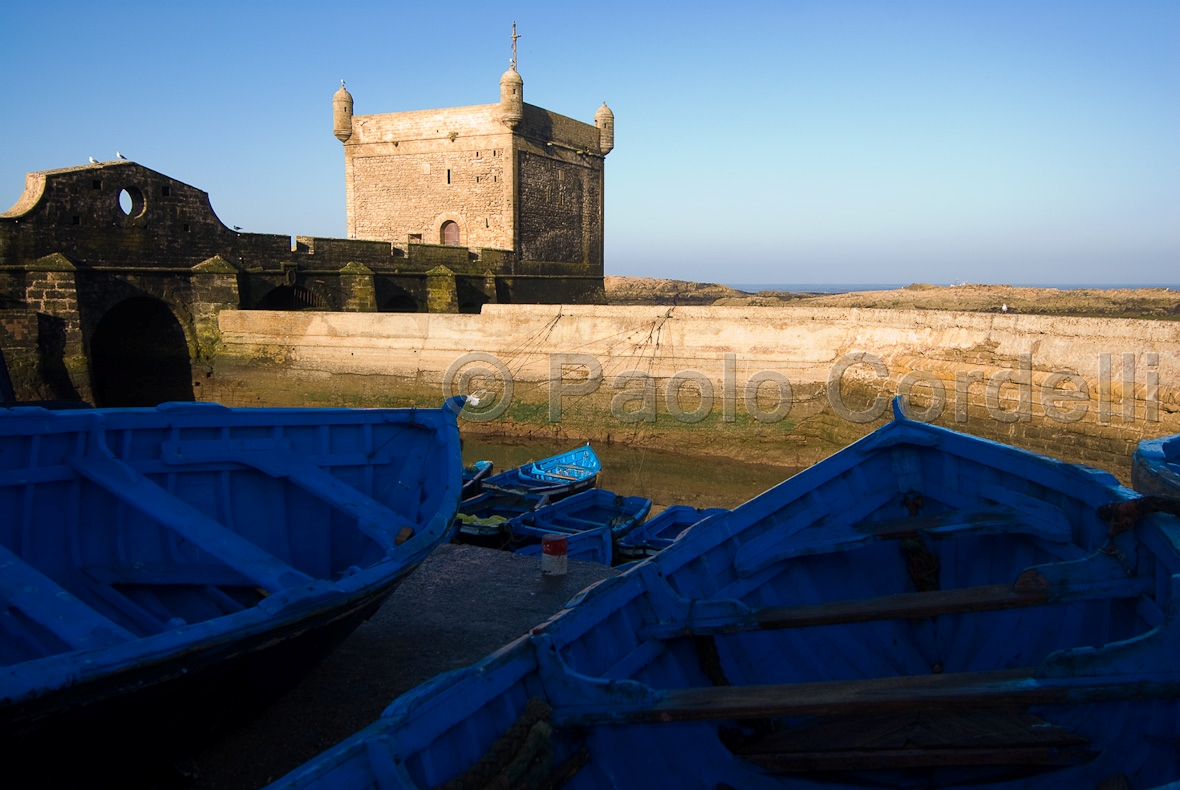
top-left (514, 527), bottom-right (614, 566)
top-left (455, 488), bottom-right (549, 544)
top-left (1133, 434), bottom-right (1180, 499)
top-left (517, 443), bottom-right (601, 486)
top-left (454, 445), bottom-right (601, 544)
top-left (0, 400), bottom-right (462, 783)
top-left (269, 399), bottom-right (1180, 788)
top-left (508, 489), bottom-right (651, 551)
top-left (482, 443), bottom-right (601, 499)
top-left (461, 459), bottom-right (494, 499)
top-left (616, 505), bottom-right (730, 559)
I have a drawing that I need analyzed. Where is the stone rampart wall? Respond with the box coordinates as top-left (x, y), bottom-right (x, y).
top-left (209, 305), bottom-right (1180, 480)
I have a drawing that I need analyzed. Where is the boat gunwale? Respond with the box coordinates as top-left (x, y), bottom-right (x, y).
top-left (267, 403), bottom-right (1180, 789)
top-left (0, 401), bottom-right (464, 708)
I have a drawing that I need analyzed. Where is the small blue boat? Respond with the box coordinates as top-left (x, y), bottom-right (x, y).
top-left (616, 505), bottom-right (729, 559)
top-left (509, 489), bottom-right (651, 546)
top-left (1133, 434), bottom-right (1180, 499)
top-left (269, 398), bottom-right (1180, 788)
top-left (482, 443), bottom-right (601, 499)
top-left (517, 443), bottom-right (601, 486)
top-left (461, 459), bottom-right (494, 499)
top-left (456, 446), bottom-right (603, 543)
top-left (0, 400), bottom-right (462, 783)
top-left (514, 527), bottom-right (614, 566)
top-left (454, 488), bottom-right (550, 544)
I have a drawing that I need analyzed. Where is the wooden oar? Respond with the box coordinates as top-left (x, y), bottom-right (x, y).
top-left (553, 666), bottom-right (1180, 726)
top-left (642, 571), bottom-right (1153, 639)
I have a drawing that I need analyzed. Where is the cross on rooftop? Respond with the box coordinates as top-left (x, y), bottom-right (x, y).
top-left (510, 22), bottom-right (521, 71)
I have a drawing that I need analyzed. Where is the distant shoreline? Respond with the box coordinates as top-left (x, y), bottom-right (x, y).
top-left (604, 277), bottom-right (1180, 320)
top-left (726, 283), bottom-right (1179, 295)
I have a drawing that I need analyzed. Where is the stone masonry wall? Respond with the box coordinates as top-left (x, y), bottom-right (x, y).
top-left (350, 147), bottom-right (509, 249)
top-left (343, 100), bottom-right (607, 272)
top-left (345, 104), bottom-right (514, 248)
top-left (518, 151), bottom-right (588, 263)
top-left (208, 305), bottom-right (1180, 481)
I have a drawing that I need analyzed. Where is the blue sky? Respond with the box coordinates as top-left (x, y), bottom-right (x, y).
top-left (2, 1), bottom-right (1177, 285)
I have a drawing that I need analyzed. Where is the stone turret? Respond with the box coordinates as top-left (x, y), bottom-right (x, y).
top-left (500, 68), bottom-right (523, 130)
top-left (595, 103), bottom-right (614, 155)
top-left (333, 81), bottom-right (354, 143)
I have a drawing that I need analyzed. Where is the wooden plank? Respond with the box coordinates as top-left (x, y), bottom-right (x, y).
top-left (0, 543), bottom-right (136, 650)
top-left (159, 440), bottom-right (416, 552)
top-left (70, 452), bottom-right (313, 593)
top-left (750, 584), bottom-right (1046, 629)
top-left (84, 563), bottom-right (256, 588)
top-left (853, 508), bottom-right (1021, 539)
top-left (643, 573), bottom-right (1153, 638)
top-left (556, 667), bottom-right (1180, 725)
top-left (743, 744), bottom-right (1094, 770)
top-left (736, 708), bottom-right (1085, 751)
top-left (735, 505), bottom-right (1066, 576)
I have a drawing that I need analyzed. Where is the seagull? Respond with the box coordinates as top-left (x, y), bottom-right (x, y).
top-left (232, 225), bottom-right (242, 231)
top-left (116, 151), bottom-right (128, 160)
top-left (88, 157), bottom-right (99, 164)
top-left (1002, 303), bottom-right (1009, 313)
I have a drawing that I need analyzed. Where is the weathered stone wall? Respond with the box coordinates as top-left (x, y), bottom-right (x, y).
top-left (347, 115), bottom-right (512, 249)
top-left (518, 151), bottom-right (594, 264)
top-left (207, 305), bottom-right (1180, 481)
top-left (0, 158), bottom-right (611, 402)
top-left (341, 89), bottom-right (608, 282)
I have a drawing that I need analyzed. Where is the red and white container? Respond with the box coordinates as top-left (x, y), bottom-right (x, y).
top-left (541, 533), bottom-right (568, 576)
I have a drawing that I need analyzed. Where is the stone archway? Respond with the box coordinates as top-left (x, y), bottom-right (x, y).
top-left (254, 285), bottom-right (327, 310)
top-left (90, 296), bottom-right (194, 407)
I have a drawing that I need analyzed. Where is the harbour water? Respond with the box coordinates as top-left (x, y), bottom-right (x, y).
top-left (462, 436), bottom-right (803, 513)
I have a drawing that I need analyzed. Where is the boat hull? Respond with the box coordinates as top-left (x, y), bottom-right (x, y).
top-left (268, 401), bottom-right (1180, 788)
top-left (2, 569), bottom-right (407, 787)
top-left (1133, 435), bottom-right (1180, 499)
top-left (0, 400), bottom-right (463, 784)
top-left (616, 506), bottom-right (729, 559)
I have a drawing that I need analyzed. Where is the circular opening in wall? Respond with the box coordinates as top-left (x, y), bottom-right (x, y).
top-left (118, 186), bottom-right (146, 218)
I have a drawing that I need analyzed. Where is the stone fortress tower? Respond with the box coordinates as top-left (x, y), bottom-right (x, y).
top-left (332, 26), bottom-right (613, 298)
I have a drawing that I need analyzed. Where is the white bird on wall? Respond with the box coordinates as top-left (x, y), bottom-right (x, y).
top-left (88, 157), bottom-right (99, 164)
top-left (116, 152), bottom-right (128, 160)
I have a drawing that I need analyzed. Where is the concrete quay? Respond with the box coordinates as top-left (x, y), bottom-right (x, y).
top-left (179, 544), bottom-right (618, 790)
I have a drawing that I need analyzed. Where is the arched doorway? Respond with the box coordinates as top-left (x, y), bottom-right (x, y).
top-left (254, 285), bottom-right (326, 310)
top-left (90, 297), bottom-right (194, 407)
top-left (440, 221), bottom-right (460, 246)
top-left (456, 279), bottom-right (490, 314)
top-left (379, 284), bottom-right (421, 312)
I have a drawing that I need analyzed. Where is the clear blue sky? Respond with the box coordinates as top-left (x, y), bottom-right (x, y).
top-left (2, 1), bottom-right (1177, 286)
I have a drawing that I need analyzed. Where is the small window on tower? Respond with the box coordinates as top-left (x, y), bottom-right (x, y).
top-left (161, 186), bottom-right (171, 197)
top-left (475, 176), bottom-right (480, 184)
top-left (447, 169), bottom-right (451, 184)
top-left (72, 216), bottom-right (81, 226)
top-left (92, 180), bottom-right (102, 190)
